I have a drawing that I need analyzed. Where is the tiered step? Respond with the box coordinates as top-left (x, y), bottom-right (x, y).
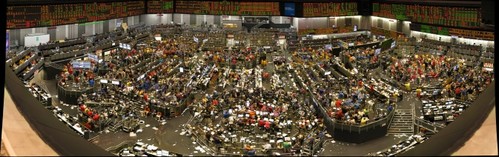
top-left (388, 109), bottom-right (414, 134)
top-left (108, 122), bottom-right (123, 132)
top-left (301, 147), bottom-right (311, 156)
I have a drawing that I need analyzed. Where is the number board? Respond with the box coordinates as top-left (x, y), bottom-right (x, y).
top-left (147, 0), bottom-right (174, 14)
top-left (373, 3), bottom-right (481, 29)
top-left (303, 2), bottom-right (358, 17)
top-left (7, 1), bottom-right (145, 29)
top-left (175, 1), bottom-right (280, 16)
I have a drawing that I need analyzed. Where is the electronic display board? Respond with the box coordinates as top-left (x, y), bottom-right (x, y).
top-left (72, 61), bottom-right (92, 69)
top-left (175, 1), bottom-right (280, 16)
top-left (373, 3), bottom-right (481, 29)
top-left (420, 24), bottom-right (450, 35)
top-left (284, 3), bottom-right (295, 16)
top-left (303, 2), bottom-right (358, 17)
top-left (410, 23), bottom-right (494, 40)
top-left (147, 0), bottom-right (174, 14)
top-left (7, 1), bottom-right (145, 29)
top-left (6, 31), bottom-right (9, 53)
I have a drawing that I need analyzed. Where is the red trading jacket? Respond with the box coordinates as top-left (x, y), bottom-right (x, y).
top-left (93, 114), bottom-right (100, 121)
top-left (335, 100), bottom-right (342, 108)
top-left (144, 93), bottom-right (149, 102)
top-left (258, 119), bottom-right (265, 127)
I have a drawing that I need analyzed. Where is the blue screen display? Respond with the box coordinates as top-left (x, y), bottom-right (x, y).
top-left (6, 31), bottom-right (9, 53)
top-left (284, 3), bottom-right (295, 16)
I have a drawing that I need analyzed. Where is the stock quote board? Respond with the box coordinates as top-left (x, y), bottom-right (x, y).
top-left (147, 0), bottom-right (174, 14)
top-left (303, 2), bottom-right (358, 17)
top-left (7, 1), bottom-right (145, 29)
top-left (373, 3), bottom-right (481, 29)
top-left (175, 1), bottom-right (280, 16)
top-left (410, 23), bottom-right (494, 40)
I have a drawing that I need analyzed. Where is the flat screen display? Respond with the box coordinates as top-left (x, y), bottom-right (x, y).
top-left (6, 31), bottom-right (9, 53)
top-left (284, 3), bottom-right (295, 16)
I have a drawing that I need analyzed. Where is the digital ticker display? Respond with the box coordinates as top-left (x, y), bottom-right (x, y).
top-left (303, 2), bottom-right (358, 17)
top-left (7, 1), bottom-right (145, 29)
top-left (175, 1), bottom-right (280, 16)
top-left (373, 3), bottom-right (481, 29)
top-left (147, 0), bottom-right (174, 14)
top-left (410, 23), bottom-right (494, 40)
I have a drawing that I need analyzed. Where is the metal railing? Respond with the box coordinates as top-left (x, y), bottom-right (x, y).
top-left (309, 93), bottom-right (396, 133)
top-left (414, 118), bottom-right (446, 133)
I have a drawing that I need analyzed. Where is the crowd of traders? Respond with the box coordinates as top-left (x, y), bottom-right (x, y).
top-left (185, 45), bottom-right (326, 155)
top-left (47, 24), bottom-right (493, 156)
top-left (385, 40), bottom-right (493, 101)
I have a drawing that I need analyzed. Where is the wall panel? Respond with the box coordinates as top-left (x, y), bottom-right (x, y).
top-left (103, 21), bottom-right (109, 33)
top-left (19, 28), bottom-right (32, 46)
top-left (196, 15), bottom-right (205, 26)
top-left (182, 14), bottom-right (190, 25)
top-left (206, 15), bottom-right (215, 25)
top-left (213, 16), bottom-right (221, 26)
top-left (95, 22), bottom-right (104, 34)
top-left (47, 28), bottom-right (56, 41)
top-left (297, 17), bottom-right (328, 29)
top-left (190, 14), bottom-right (197, 25)
top-left (173, 14), bottom-right (182, 24)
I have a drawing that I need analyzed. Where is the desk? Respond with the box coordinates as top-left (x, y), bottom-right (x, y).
top-left (57, 81), bottom-right (94, 105)
top-left (56, 113), bottom-right (84, 135)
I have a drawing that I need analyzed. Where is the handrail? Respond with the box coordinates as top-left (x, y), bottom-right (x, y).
top-left (4, 66), bottom-right (114, 156)
top-left (401, 81), bottom-right (495, 156)
top-left (414, 118), bottom-right (446, 133)
top-left (309, 88), bottom-right (395, 131)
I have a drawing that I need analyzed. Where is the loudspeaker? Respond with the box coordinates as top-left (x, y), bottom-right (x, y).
top-left (358, 0), bottom-right (372, 16)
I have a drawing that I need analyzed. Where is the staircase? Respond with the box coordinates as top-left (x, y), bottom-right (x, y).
top-left (107, 120), bottom-right (124, 132)
top-left (387, 109), bottom-right (414, 134)
top-left (301, 147), bottom-right (312, 156)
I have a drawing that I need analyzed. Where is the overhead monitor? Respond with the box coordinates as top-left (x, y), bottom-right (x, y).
top-left (284, 3), bottom-right (295, 16)
top-left (100, 79), bottom-right (108, 84)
